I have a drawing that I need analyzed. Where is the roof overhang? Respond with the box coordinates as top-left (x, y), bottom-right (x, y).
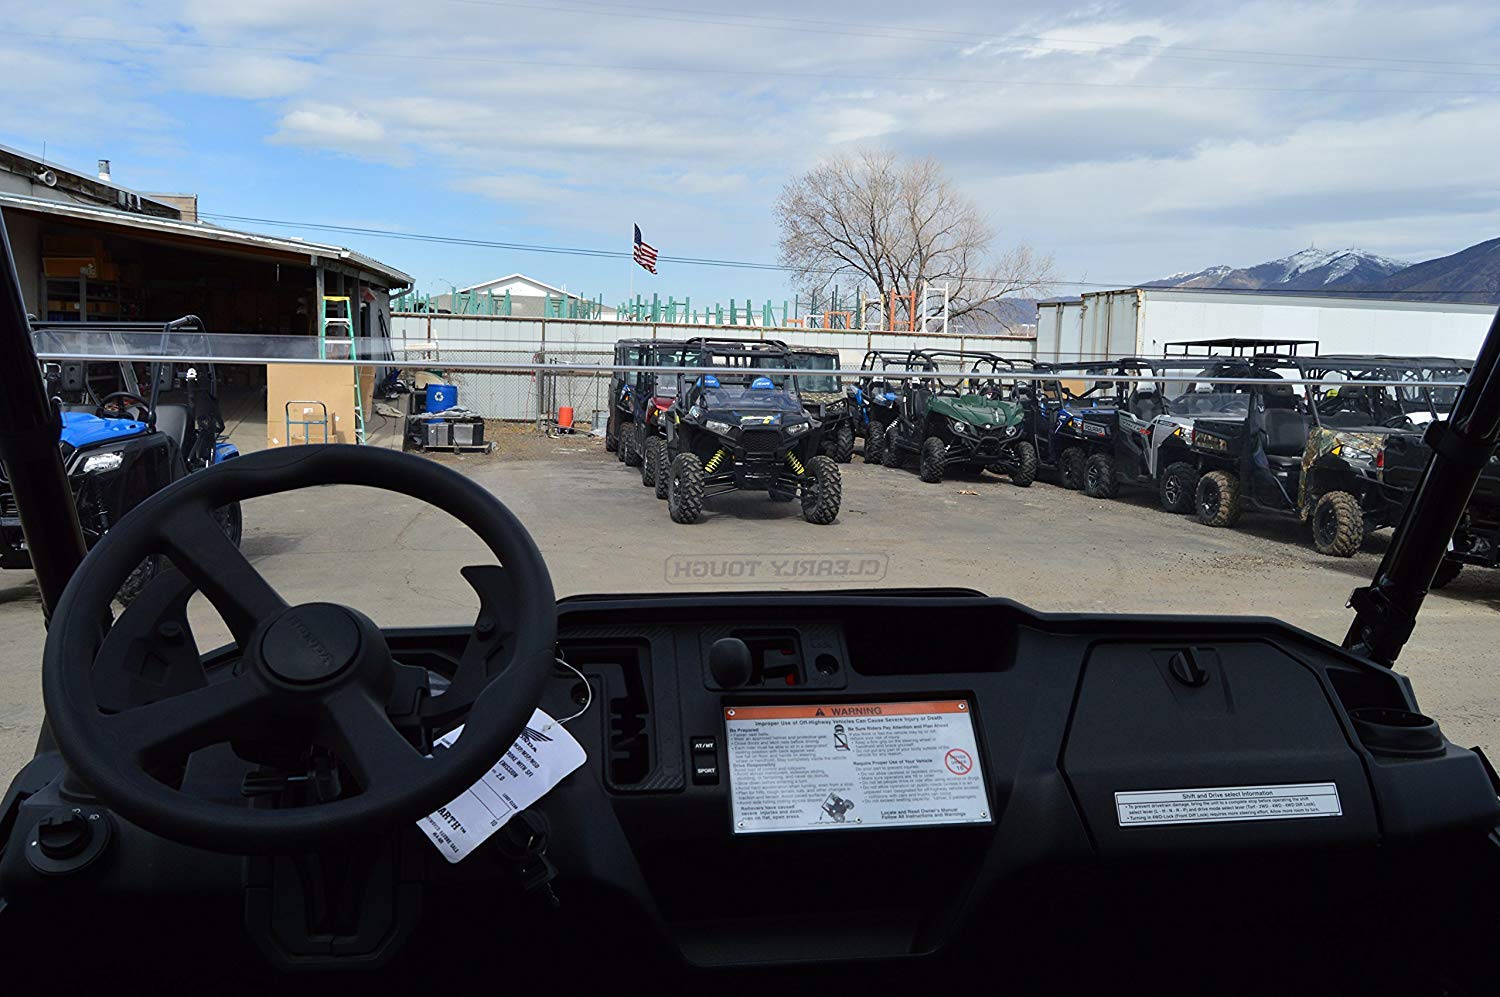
top-left (0, 191), bottom-right (411, 289)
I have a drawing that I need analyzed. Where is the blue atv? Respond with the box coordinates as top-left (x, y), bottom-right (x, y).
top-left (1, 342), bottom-right (242, 603)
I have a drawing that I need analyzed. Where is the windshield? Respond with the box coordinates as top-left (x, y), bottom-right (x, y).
top-left (791, 353), bottom-right (840, 393)
top-left (696, 382), bottom-right (803, 411)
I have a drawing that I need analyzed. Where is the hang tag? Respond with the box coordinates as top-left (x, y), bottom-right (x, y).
top-left (416, 709), bottom-right (586, 864)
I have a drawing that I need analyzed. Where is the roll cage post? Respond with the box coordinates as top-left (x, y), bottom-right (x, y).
top-left (0, 210), bottom-right (87, 621)
top-left (1344, 308), bottom-right (1500, 665)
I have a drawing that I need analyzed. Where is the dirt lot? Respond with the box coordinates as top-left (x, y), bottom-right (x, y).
top-left (2, 435), bottom-right (1497, 778)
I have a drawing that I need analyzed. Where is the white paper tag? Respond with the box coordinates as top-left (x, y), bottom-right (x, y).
top-left (416, 709), bottom-right (586, 863)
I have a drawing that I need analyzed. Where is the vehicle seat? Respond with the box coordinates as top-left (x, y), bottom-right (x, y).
top-left (1131, 392), bottom-right (1162, 419)
top-left (154, 403), bottom-right (191, 451)
top-left (1262, 408), bottom-right (1309, 457)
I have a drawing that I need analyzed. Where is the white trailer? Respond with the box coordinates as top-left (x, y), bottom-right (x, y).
top-left (1035, 288), bottom-right (1494, 364)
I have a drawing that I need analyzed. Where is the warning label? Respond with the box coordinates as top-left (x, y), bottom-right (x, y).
top-left (723, 700), bottom-right (989, 834)
top-left (1115, 782), bottom-right (1342, 827)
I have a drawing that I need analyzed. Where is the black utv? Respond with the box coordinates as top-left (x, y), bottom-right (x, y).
top-left (627, 339), bottom-right (703, 498)
top-left (662, 365), bottom-right (840, 525)
top-left (854, 348), bottom-right (924, 464)
top-left (606, 337), bottom-right (649, 465)
top-left (878, 349), bottom-right (1037, 486)
top-left (1185, 359), bottom-right (1311, 529)
top-left (790, 347), bottom-right (855, 463)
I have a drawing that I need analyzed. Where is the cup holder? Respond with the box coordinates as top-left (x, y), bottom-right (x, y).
top-left (1349, 707), bottom-right (1445, 758)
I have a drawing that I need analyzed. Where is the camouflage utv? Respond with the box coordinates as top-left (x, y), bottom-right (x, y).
top-left (1295, 356), bottom-right (1474, 558)
top-left (790, 347), bottom-right (855, 463)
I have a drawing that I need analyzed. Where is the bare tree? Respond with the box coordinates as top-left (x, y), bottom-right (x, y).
top-left (775, 149), bottom-right (1055, 326)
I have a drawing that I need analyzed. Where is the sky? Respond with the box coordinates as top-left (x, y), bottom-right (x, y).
top-left (3, 0), bottom-right (1499, 308)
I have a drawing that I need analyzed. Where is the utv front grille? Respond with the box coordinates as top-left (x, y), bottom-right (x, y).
top-left (0, 492), bottom-right (15, 518)
top-left (742, 430), bottom-right (781, 455)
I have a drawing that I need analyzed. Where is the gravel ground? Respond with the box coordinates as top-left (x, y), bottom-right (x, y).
top-left (2, 437), bottom-right (1496, 778)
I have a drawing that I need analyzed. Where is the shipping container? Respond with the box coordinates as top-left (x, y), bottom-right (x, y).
top-left (1035, 288), bottom-right (1494, 365)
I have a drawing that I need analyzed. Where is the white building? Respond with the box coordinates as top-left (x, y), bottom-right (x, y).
top-left (1035, 287), bottom-right (1496, 364)
top-left (435, 274), bottom-right (615, 319)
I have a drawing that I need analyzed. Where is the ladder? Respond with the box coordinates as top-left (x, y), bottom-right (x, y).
top-left (319, 296), bottom-right (365, 444)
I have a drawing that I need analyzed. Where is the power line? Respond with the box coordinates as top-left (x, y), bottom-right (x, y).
top-left (8, 29), bottom-right (1500, 97)
top-left (194, 210), bottom-right (1500, 299)
top-left (449, 0), bottom-right (1500, 79)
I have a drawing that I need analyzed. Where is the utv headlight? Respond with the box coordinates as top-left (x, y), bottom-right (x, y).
top-left (705, 419), bottom-right (734, 436)
top-left (827, 399), bottom-right (845, 413)
top-left (81, 451), bottom-right (125, 474)
top-left (1002, 425), bottom-right (1019, 438)
top-left (787, 421), bottom-right (810, 436)
top-left (950, 418), bottom-right (975, 436)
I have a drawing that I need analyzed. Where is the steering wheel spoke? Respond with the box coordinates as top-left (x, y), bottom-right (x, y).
top-left (155, 505), bottom-right (285, 645)
top-left (322, 686), bottom-right (432, 794)
top-left (101, 671), bottom-right (269, 761)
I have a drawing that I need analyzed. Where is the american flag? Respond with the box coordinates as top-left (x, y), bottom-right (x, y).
top-left (633, 224), bottom-right (658, 275)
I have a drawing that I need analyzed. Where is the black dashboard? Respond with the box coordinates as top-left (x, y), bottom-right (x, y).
top-left (2, 590), bottom-right (1497, 989)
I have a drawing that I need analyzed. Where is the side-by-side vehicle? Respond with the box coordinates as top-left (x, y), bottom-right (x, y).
top-left (1, 210), bottom-right (1499, 992)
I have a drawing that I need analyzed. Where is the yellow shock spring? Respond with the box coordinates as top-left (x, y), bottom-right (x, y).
top-left (786, 452), bottom-right (806, 475)
top-left (704, 448), bottom-right (727, 473)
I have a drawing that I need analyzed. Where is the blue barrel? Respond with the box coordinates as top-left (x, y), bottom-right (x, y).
top-left (426, 383), bottom-right (458, 413)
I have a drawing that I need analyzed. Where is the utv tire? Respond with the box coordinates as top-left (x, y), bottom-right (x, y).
top-left (882, 429), bottom-right (906, 469)
top-left (668, 453), bottom-right (705, 524)
top-left (1311, 490), bottom-right (1364, 557)
top-left (832, 422), bottom-right (855, 464)
top-left (1159, 462), bottom-right (1199, 514)
top-left (1083, 453), bottom-right (1119, 498)
top-left (918, 437), bottom-right (946, 483)
top-left (622, 433), bottom-right (643, 468)
top-left (118, 503), bottom-right (241, 606)
top-left (653, 444), bottom-right (670, 500)
top-left (1431, 557), bottom-right (1464, 589)
top-left (605, 418), bottom-right (618, 453)
top-left (864, 423), bottom-right (886, 464)
top-left (116, 555), bottom-right (163, 607)
top-left (641, 437), bottom-right (660, 487)
top-left (1196, 470), bottom-right (1242, 528)
top-left (1059, 448), bottom-right (1086, 490)
top-left (1006, 441), bottom-right (1038, 487)
top-left (801, 455), bottom-right (842, 525)
top-left (614, 425), bottom-right (626, 462)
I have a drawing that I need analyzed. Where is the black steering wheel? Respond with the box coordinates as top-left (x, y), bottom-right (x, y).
top-left (97, 390), bottom-right (149, 420)
top-left (42, 445), bottom-right (557, 853)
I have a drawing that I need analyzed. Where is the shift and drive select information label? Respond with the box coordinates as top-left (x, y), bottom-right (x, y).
top-left (724, 700), bottom-right (989, 834)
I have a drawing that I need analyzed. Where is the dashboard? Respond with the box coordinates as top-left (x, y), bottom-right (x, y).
top-left (2, 590), bottom-right (1497, 987)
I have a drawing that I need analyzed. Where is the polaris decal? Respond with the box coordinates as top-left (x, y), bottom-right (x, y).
top-left (1081, 421), bottom-right (1111, 437)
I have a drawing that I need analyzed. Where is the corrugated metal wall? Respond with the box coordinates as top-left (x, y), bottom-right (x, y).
top-left (390, 314), bottom-right (1039, 419)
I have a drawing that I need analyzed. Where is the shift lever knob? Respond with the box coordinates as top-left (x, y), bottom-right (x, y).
top-left (709, 637), bottom-right (753, 688)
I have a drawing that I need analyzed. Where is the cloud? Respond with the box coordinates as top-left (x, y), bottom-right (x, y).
top-left (8, 0), bottom-right (1500, 290)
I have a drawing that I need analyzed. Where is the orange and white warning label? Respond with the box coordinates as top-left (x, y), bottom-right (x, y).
top-left (723, 700), bottom-right (989, 834)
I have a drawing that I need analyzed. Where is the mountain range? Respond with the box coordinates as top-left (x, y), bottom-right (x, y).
top-left (1146, 239), bottom-right (1500, 303)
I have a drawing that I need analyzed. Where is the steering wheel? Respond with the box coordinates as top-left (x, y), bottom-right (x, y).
top-left (42, 445), bottom-right (557, 853)
top-left (97, 390), bottom-right (149, 420)
top-left (1384, 414), bottom-right (1417, 429)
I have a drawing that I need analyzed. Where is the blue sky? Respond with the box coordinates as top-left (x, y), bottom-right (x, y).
top-left (4, 0), bottom-right (1500, 308)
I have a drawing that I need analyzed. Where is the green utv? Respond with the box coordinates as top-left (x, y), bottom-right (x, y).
top-left (790, 347), bottom-right (856, 463)
top-left (878, 350), bottom-right (1037, 486)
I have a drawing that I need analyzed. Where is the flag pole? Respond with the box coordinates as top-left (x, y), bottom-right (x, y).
top-left (629, 223), bottom-right (635, 322)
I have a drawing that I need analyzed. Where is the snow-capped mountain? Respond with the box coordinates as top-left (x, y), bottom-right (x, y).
top-left (1150, 248), bottom-right (1408, 291)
